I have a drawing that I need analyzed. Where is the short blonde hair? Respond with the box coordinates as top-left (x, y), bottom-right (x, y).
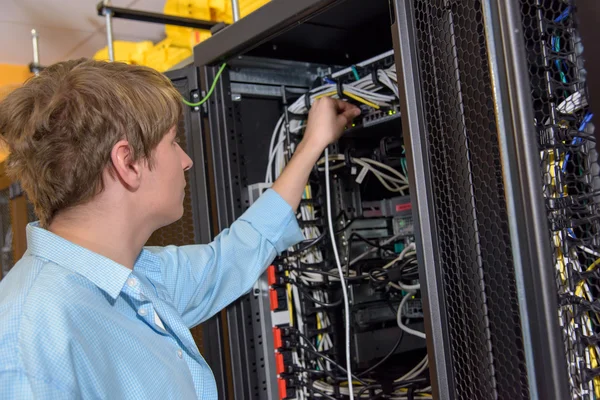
top-left (0, 59), bottom-right (182, 227)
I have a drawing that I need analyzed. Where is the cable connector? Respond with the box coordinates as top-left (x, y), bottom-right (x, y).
top-left (278, 377), bottom-right (297, 400)
top-left (273, 326), bottom-right (283, 349)
top-left (270, 288), bottom-right (288, 311)
top-left (267, 265), bottom-right (277, 286)
top-left (279, 326), bottom-right (299, 338)
top-left (273, 326), bottom-right (298, 349)
top-left (280, 350), bottom-right (300, 374)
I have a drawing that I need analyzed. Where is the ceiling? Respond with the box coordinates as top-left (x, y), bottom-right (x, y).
top-left (0, 0), bottom-right (168, 65)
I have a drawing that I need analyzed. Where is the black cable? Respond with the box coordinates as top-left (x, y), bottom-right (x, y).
top-left (392, 377), bottom-right (429, 387)
top-left (368, 267), bottom-right (390, 289)
top-left (295, 267), bottom-right (367, 282)
top-left (349, 232), bottom-right (395, 253)
top-left (357, 331), bottom-right (404, 377)
top-left (297, 331), bottom-right (317, 350)
top-left (293, 284), bottom-right (343, 307)
top-left (287, 232), bottom-right (327, 256)
top-left (285, 218), bottom-right (356, 257)
top-left (308, 386), bottom-right (338, 400)
top-left (357, 384), bottom-right (381, 398)
top-left (298, 345), bottom-right (369, 386)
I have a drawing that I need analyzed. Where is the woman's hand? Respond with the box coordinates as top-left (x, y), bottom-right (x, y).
top-left (302, 97), bottom-right (361, 151)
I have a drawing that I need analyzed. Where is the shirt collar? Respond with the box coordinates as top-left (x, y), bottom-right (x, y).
top-left (26, 222), bottom-right (133, 300)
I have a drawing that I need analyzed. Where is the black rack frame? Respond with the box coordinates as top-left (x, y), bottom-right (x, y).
top-left (164, 65), bottom-right (231, 398)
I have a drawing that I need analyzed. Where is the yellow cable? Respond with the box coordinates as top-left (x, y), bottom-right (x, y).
top-left (316, 312), bottom-right (323, 348)
top-left (555, 237), bottom-right (567, 283)
top-left (343, 91), bottom-right (380, 109)
top-left (575, 258), bottom-right (600, 297)
top-left (310, 90), bottom-right (380, 109)
top-left (314, 91), bottom-right (336, 100)
top-left (285, 271), bottom-right (293, 327)
top-left (573, 258), bottom-right (600, 397)
top-left (340, 381), bottom-right (363, 387)
top-left (590, 341), bottom-right (600, 398)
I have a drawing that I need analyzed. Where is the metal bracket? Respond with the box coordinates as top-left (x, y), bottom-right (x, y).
top-left (96, 2), bottom-right (225, 30)
top-left (29, 29), bottom-right (45, 75)
top-left (189, 90), bottom-right (201, 112)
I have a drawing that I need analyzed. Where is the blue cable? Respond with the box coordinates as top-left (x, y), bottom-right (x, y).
top-left (562, 112), bottom-right (593, 173)
top-left (555, 6), bottom-right (571, 23)
top-left (561, 113), bottom-right (593, 239)
top-left (323, 77), bottom-right (335, 85)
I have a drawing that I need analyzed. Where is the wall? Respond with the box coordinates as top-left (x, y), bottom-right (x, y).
top-left (0, 64), bottom-right (31, 86)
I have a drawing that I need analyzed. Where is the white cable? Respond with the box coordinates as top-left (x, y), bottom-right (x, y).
top-left (380, 245), bottom-right (416, 270)
top-left (395, 355), bottom-right (428, 382)
top-left (265, 63), bottom-right (403, 184)
top-left (556, 89), bottom-right (588, 114)
top-left (390, 245), bottom-right (418, 292)
top-left (398, 281), bottom-right (421, 291)
top-left (579, 245), bottom-right (600, 258)
top-left (397, 292), bottom-right (426, 339)
top-left (324, 147), bottom-right (354, 399)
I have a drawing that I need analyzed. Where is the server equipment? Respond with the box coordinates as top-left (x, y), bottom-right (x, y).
top-left (162, 0), bottom-right (598, 398)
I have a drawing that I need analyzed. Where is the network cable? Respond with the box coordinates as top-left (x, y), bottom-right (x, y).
top-left (263, 51), bottom-right (430, 399)
top-left (324, 147), bottom-right (354, 399)
top-left (181, 63), bottom-right (227, 107)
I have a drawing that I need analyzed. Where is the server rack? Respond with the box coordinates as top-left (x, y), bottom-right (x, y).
top-left (167, 0), bottom-right (597, 398)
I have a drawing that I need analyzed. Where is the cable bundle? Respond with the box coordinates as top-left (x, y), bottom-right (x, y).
top-left (316, 154), bottom-right (409, 194)
top-left (264, 52), bottom-right (431, 399)
top-left (265, 64), bottom-right (400, 185)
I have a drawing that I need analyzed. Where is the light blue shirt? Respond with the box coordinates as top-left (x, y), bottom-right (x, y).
top-left (0, 189), bottom-right (303, 399)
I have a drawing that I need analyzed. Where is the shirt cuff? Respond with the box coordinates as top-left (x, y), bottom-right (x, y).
top-left (238, 189), bottom-right (304, 254)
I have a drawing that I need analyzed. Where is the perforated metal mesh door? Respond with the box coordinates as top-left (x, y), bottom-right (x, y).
top-left (519, 1), bottom-right (598, 398)
top-left (410, 0), bottom-right (529, 398)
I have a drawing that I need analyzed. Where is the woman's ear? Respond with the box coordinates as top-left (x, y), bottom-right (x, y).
top-left (110, 140), bottom-right (142, 190)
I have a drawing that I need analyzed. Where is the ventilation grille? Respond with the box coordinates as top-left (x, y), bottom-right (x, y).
top-left (412, 0), bottom-right (529, 398)
top-left (519, 1), bottom-right (599, 398)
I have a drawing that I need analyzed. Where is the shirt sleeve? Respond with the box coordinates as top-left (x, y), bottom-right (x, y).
top-left (0, 370), bottom-right (75, 400)
top-left (153, 189), bottom-right (304, 327)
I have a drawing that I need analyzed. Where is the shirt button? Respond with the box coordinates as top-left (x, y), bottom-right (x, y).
top-left (127, 278), bottom-right (137, 287)
top-left (138, 309), bottom-right (147, 316)
top-left (177, 349), bottom-right (183, 359)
